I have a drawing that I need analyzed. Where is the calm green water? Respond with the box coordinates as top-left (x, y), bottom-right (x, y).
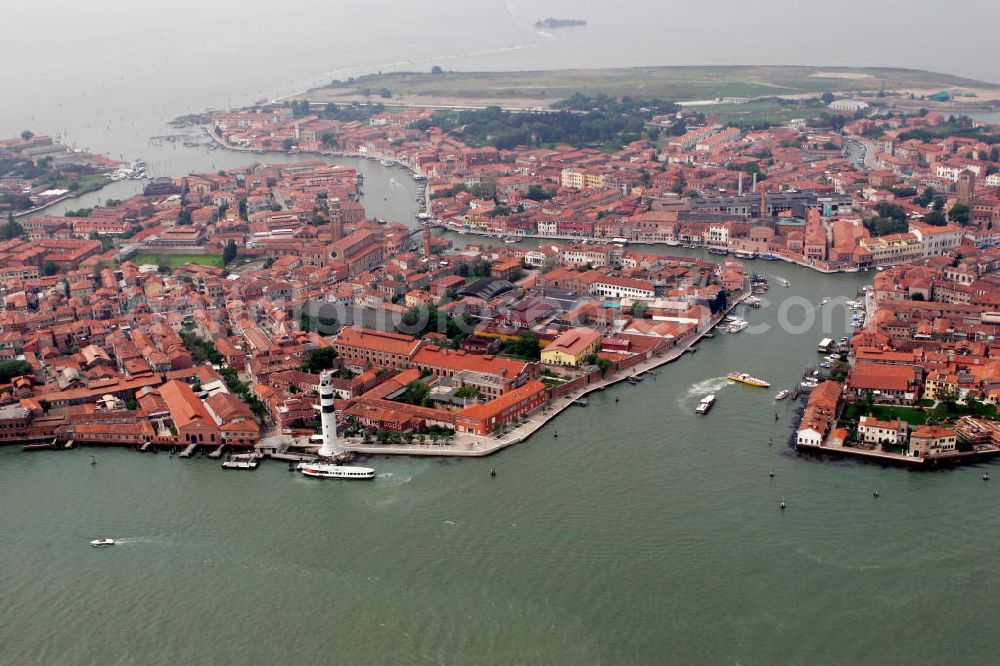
top-left (3, 265), bottom-right (999, 665)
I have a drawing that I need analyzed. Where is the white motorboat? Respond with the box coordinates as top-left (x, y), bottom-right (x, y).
top-left (90, 538), bottom-right (116, 547)
top-left (695, 394), bottom-right (716, 415)
top-left (775, 389), bottom-right (790, 400)
top-left (299, 463), bottom-right (375, 479)
top-left (222, 459), bottom-right (258, 470)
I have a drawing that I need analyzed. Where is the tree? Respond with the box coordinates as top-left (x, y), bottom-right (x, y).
top-left (20, 130), bottom-right (34, 140)
top-left (524, 185), bottom-right (555, 201)
top-left (179, 331), bottom-right (224, 365)
top-left (0, 360), bottom-right (32, 383)
top-left (401, 381), bottom-right (432, 407)
top-left (176, 208), bottom-right (193, 225)
top-left (863, 216), bottom-right (908, 236)
top-left (503, 332), bottom-right (541, 361)
top-left (938, 384), bottom-right (959, 411)
top-left (948, 204), bottom-right (970, 225)
top-left (42, 260), bottom-right (58, 276)
top-left (1, 214), bottom-right (24, 240)
top-left (914, 187), bottom-right (935, 207)
top-left (302, 347), bottom-right (338, 373)
top-left (455, 385), bottom-right (482, 400)
top-left (597, 357), bottom-right (613, 377)
top-left (222, 239), bottom-right (238, 266)
top-left (820, 92), bottom-right (835, 104)
top-left (876, 201), bottom-right (907, 223)
top-left (924, 210), bottom-right (947, 226)
top-left (431, 65), bottom-right (443, 74)
top-left (282, 138), bottom-right (296, 151)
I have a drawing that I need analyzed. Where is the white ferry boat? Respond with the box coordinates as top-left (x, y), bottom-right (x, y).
top-left (695, 394), bottom-right (716, 415)
top-left (299, 463), bottom-right (375, 480)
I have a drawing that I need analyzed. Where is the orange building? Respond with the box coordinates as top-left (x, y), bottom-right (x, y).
top-left (454, 380), bottom-right (548, 435)
top-left (333, 327), bottom-right (423, 370)
top-left (158, 380), bottom-right (221, 446)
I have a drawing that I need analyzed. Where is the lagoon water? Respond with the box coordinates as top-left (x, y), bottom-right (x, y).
top-left (3, 2), bottom-right (1000, 663)
top-left (4, 265), bottom-right (1000, 664)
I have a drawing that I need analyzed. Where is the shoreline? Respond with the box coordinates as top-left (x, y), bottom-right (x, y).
top-left (796, 439), bottom-right (1000, 468)
top-left (340, 291), bottom-right (749, 458)
top-left (201, 128), bottom-right (859, 277)
top-left (6, 293), bottom-right (748, 462)
top-left (12, 179), bottom-right (115, 219)
top-left (429, 221), bottom-right (855, 275)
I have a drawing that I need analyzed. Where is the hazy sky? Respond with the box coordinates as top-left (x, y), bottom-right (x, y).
top-left (1, 0), bottom-right (996, 153)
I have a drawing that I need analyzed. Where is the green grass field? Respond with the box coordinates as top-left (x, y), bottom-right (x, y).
top-left (130, 253), bottom-right (223, 268)
top-left (309, 65), bottom-right (995, 105)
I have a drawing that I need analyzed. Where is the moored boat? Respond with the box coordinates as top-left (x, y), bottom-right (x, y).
top-left (222, 459), bottom-right (259, 470)
top-left (775, 389), bottom-right (790, 400)
top-left (727, 372), bottom-right (770, 388)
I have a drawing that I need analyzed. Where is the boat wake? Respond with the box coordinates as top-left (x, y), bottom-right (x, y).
top-left (794, 547), bottom-right (885, 571)
top-left (376, 472), bottom-right (413, 486)
top-left (107, 536), bottom-right (173, 546)
top-left (685, 377), bottom-right (730, 398)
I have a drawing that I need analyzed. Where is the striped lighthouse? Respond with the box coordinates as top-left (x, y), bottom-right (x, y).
top-left (318, 370), bottom-right (338, 458)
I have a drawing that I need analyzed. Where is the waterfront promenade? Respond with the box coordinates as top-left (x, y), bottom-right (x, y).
top-left (430, 221), bottom-right (855, 275)
top-left (342, 293), bottom-right (747, 458)
top-left (797, 436), bottom-right (1000, 467)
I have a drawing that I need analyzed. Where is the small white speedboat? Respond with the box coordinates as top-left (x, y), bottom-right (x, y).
top-left (90, 538), bottom-right (116, 547)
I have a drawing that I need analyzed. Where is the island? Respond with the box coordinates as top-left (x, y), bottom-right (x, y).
top-left (2, 65), bottom-right (998, 473)
top-left (0, 133), bottom-right (140, 217)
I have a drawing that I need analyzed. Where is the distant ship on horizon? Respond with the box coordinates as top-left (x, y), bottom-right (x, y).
top-left (534, 18), bottom-right (587, 29)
